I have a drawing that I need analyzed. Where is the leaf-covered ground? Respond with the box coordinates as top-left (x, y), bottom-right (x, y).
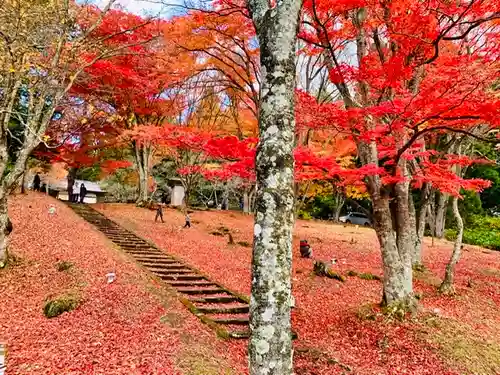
top-left (0, 194), bottom-right (244, 375)
top-left (95, 203), bottom-right (500, 375)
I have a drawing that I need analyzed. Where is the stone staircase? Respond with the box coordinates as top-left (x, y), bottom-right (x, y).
top-left (68, 203), bottom-right (252, 339)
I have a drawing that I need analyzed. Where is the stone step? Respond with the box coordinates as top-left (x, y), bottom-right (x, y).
top-left (197, 306), bottom-right (249, 314)
top-left (190, 296), bottom-right (239, 304)
top-left (160, 274), bottom-right (205, 281)
top-left (151, 269), bottom-right (194, 275)
top-left (177, 288), bottom-right (225, 295)
top-left (143, 264), bottom-right (187, 270)
top-left (228, 331), bottom-right (250, 339)
top-left (132, 256), bottom-right (175, 262)
top-left (212, 317), bottom-right (249, 325)
top-left (131, 255), bottom-right (173, 261)
top-left (166, 281), bottom-right (217, 287)
top-left (126, 252), bottom-right (166, 257)
top-left (139, 261), bottom-right (182, 267)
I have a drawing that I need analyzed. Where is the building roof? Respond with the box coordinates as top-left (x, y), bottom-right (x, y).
top-left (49, 179), bottom-right (106, 193)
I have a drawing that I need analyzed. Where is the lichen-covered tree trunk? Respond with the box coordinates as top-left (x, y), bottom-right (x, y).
top-left (439, 196), bottom-right (463, 294)
top-left (360, 140), bottom-right (415, 312)
top-left (246, 0), bottom-right (302, 373)
top-left (372, 193), bottom-right (414, 310)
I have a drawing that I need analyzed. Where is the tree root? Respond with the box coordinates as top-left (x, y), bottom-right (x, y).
top-left (381, 295), bottom-right (418, 320)
top-left (438, 281), bottom-right (456, 295)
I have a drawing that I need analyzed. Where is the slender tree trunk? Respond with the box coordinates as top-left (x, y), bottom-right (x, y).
top-left (333, 192), bottom-right (345, 221)
top-left (439, 197), bottom-right (463, 294)
top-left (134, 142), bottom-right (151, 206)
top-left (435, 192), bottom-right (449, 238)
top-left (20, 168), bottom-right (27, 194)
top-left (247, 0), bottom-right (301, 372)
top-left (67, 167), bottom-right (77, 202)
top-left (243, 190), bottom-right (251, 214)
top-left (0, 194), bottom-right (11, 268)
top-left (427, 189), bottom-right (437, 237)
top-left (413, 183), bottom-right (432, 266)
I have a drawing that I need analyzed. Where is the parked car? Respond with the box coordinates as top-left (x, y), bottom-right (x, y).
top-left (339, 212), bottom-right (371, 226)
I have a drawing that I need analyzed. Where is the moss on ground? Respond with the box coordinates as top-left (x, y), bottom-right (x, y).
top-left (43, 294), bottom-right (80, 318)
top-left (55, 261), bottom-right (74, 272)
top-left (346, 270), bottom-right (381, 281)
top-left (413, 268), bottom-right (442, 287)
top-left (421, 316), bottom-right (500, 374)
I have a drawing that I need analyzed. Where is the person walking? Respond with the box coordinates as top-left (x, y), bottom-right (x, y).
top-left (71, 182), bottom-right (79, 203)
top-left (33, 173), bottom-right (41, 191)
top-left (183, 212), bottom-right (191, 228)
top-left (155, 203), bottom-right (164, 223)
top-left (79, 183), bottom-right (87, 204)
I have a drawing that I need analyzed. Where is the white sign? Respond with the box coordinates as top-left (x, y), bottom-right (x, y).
top-left (0, 342), bottom-right (6, 375)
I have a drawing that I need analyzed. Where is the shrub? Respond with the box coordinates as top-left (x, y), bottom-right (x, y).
top-left (43, 295), bottom-right (80, 318)
top-left (445, 215), bottom-right (500, 251)
top-left (55, 261), bottom-right (74, 272)
top-left (297, 210), bottom-right (312, 220)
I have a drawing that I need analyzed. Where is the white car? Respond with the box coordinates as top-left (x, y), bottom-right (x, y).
top-left (339, 212), bottom-right (371, 226)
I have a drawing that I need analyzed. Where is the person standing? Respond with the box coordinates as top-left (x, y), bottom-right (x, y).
top-left (183, 212), bottom-right (191, 228)
top-left (33, 173), bottom-right (41, 191)
top-left (155, 203), bottom-right (164, 223)
top-left (79, 183), bottom-right (87, 204)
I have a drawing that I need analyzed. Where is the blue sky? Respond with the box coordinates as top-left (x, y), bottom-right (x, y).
top-left (94, 0), bottom-right (184, 17)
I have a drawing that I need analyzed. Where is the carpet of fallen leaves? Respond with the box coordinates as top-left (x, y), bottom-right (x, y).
top-left (0, 194), bottom-right (245, 375)
top-left (95, 203), bottom-right (500, 375)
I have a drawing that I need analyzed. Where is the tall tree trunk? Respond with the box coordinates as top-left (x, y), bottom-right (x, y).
top-left (0, 194), bottom-right (12, 268)
top-left (413, 183), bottom-right (432, 266)
top-left (134, 142), bottom-right (152, 206)
top-left (435, 192), bottom-right (449, 238)
top-left (67, 167), bottom-right (77, 202)
top-left (333, 191), bottom-right (345, 221)
top-left (439, 197), bottom-right (463, 294)
top-left (373, 193), bottom-right (415, 312)
top-left (243, 190), bottom-right (251, 214)
top-left (427, 189), bottom-right (437, 237)
top-left (247, 0), bottom-right (301, 372)
top-left (20, 168), bottom-right (27, 194)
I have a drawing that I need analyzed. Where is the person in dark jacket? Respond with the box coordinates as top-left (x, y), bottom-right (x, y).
top-left (183, 212), bottom-right (191, 228)
top-left (155, 203), bottom-right (164, 223)
top-left (300, 239), bottom-right (313, 258)
top-left (33, 173), bottom-right (41, 191)
top-left (79, 183), bottom-right (87, 204)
